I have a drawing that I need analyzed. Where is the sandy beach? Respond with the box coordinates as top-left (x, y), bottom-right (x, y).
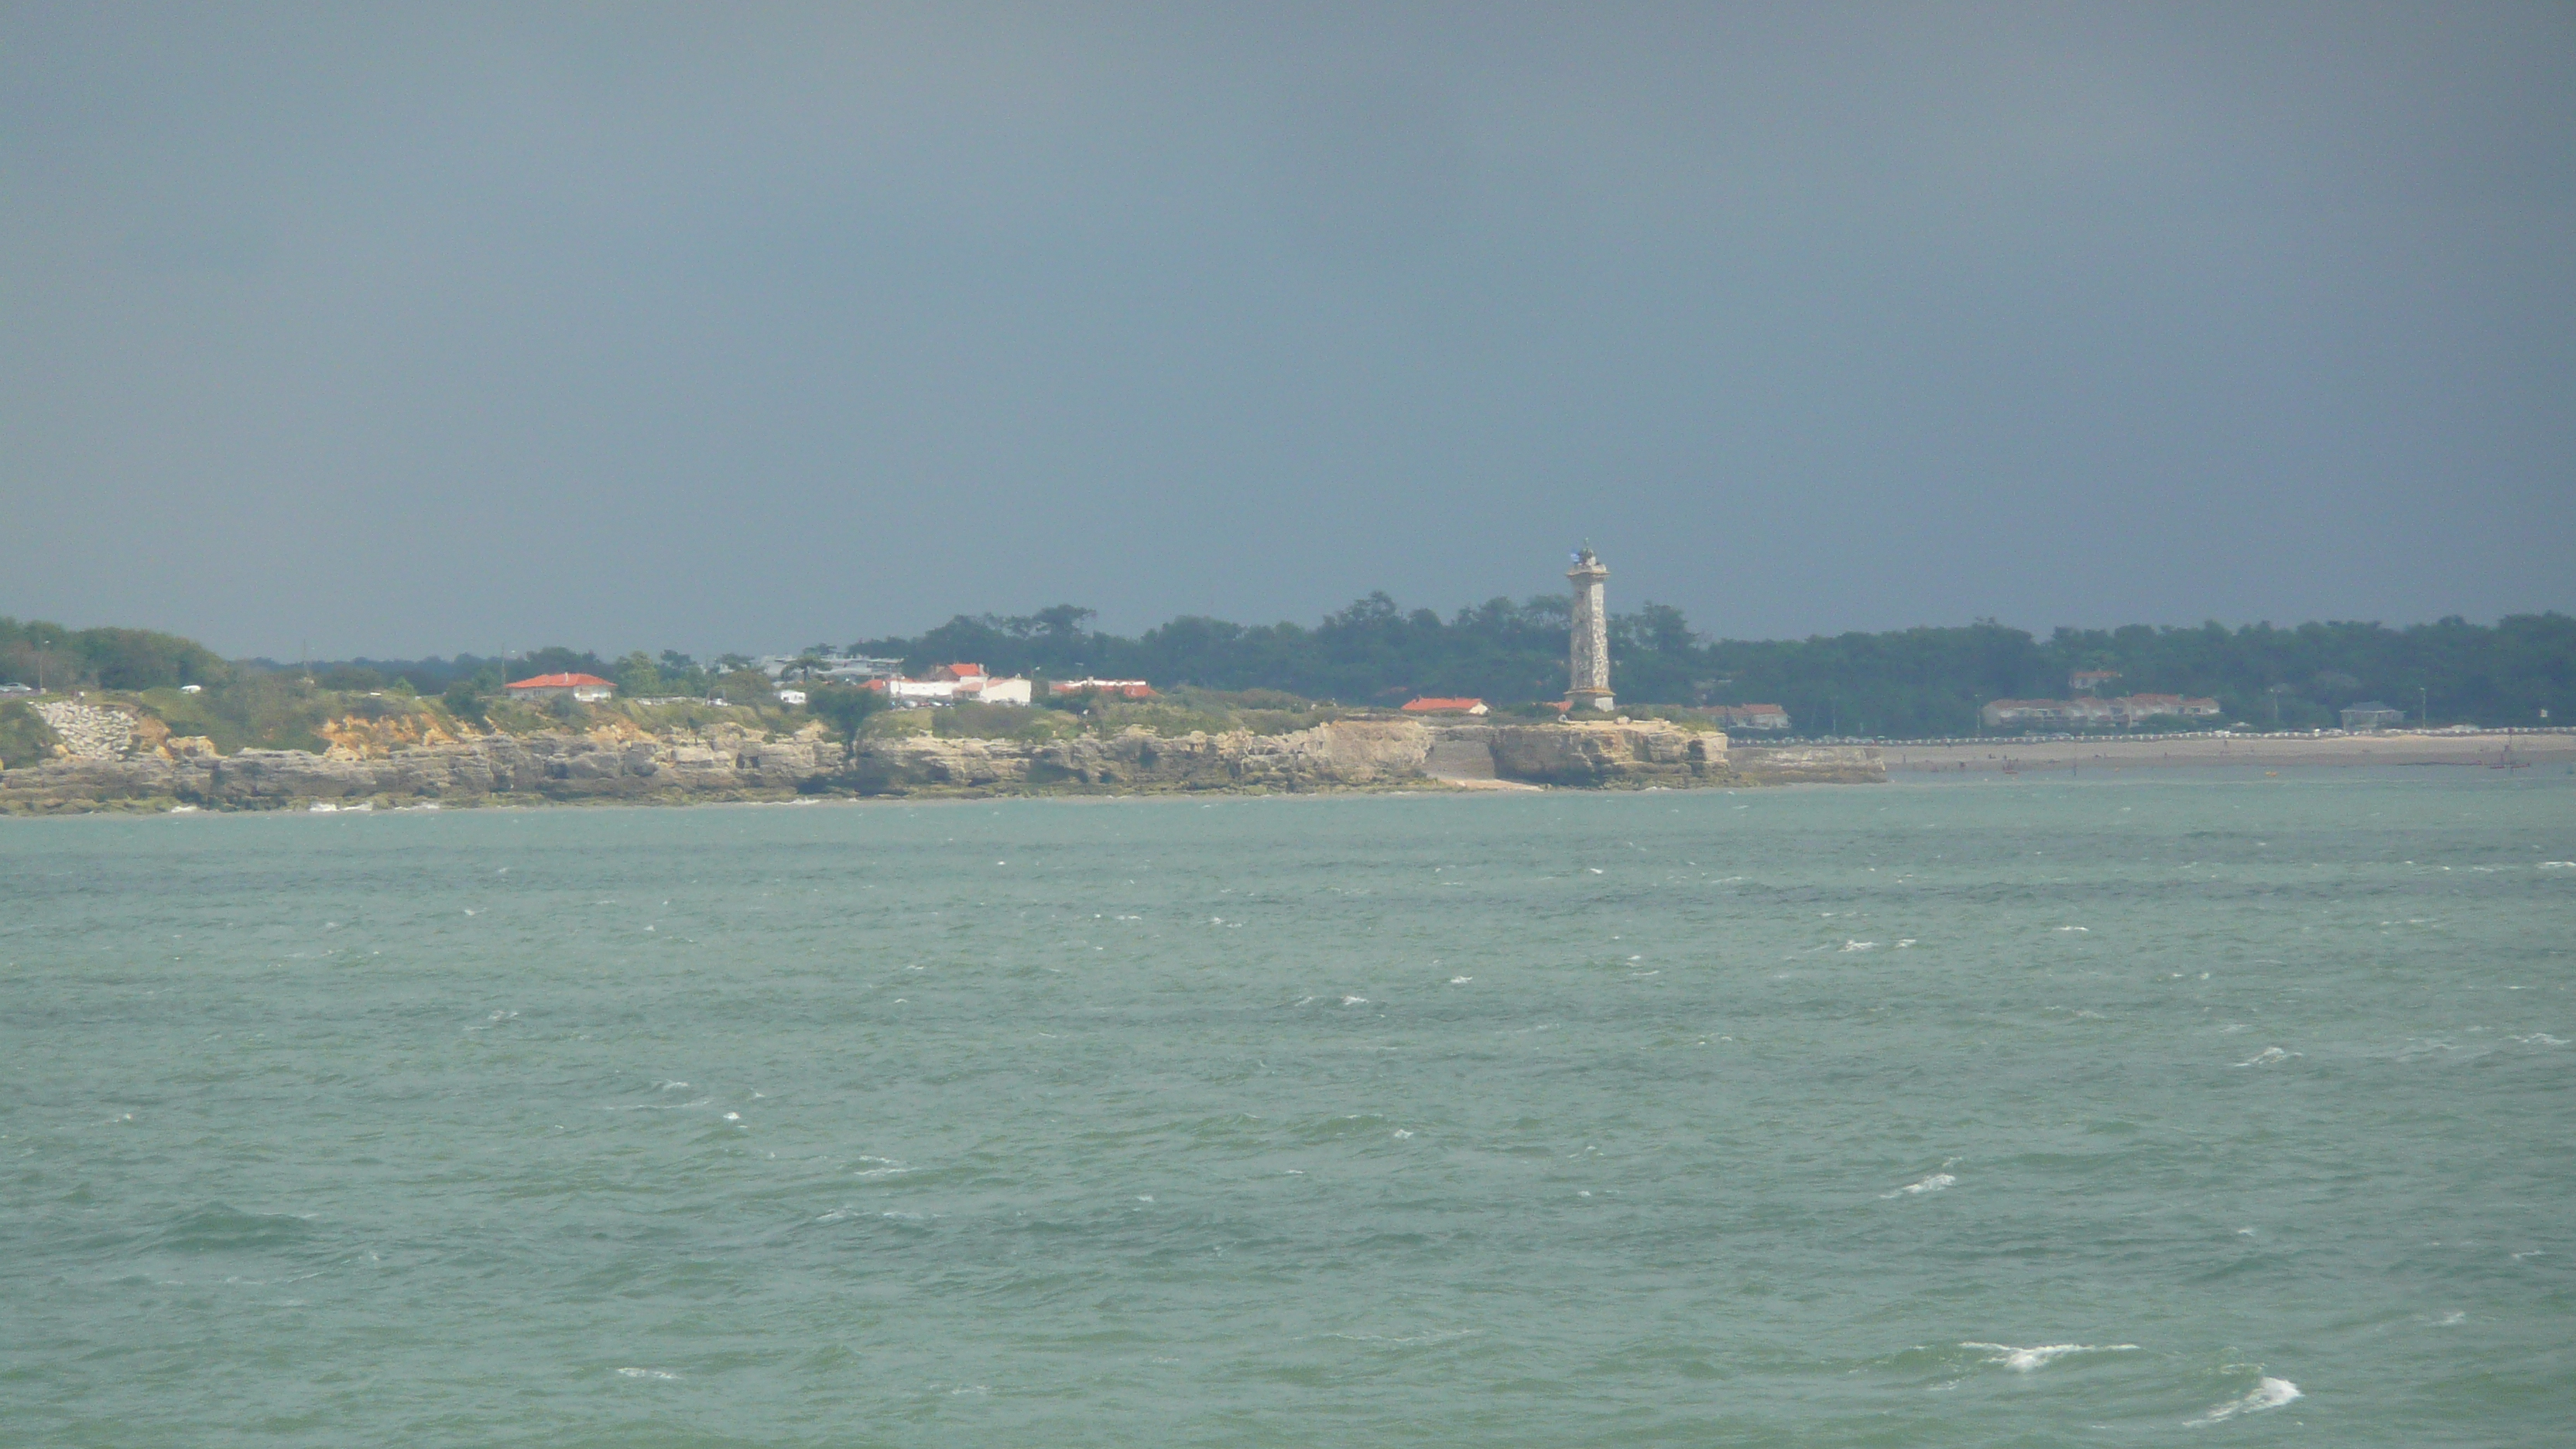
top-left (1848, 730), bottom-right (2576, 774)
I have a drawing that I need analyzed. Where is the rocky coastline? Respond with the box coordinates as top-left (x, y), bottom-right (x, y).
top-left (0, 705), bottom-right (1881, 813)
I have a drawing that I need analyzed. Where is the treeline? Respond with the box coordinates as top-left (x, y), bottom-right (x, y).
top-left (0, 618), bottom-right (228, 693)
top-left (7, 603), bottom-right (2571, 735)
top-left (853, 600), bottom-right (2575, 734)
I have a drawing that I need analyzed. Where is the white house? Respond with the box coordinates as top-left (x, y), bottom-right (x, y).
top-left (882, 662), bottom-right (1033, 706)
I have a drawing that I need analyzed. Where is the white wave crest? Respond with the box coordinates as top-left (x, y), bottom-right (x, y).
top-left (1882, 1172), bottom-right (1957, 1198)
top-left (615, 1367), bottom-right (679, 1381)
top-left (1318, 1328), bottom-right (1478, 1346)
top-left (2235, 1046), bottom-right (2301, 1067)
top-left (2189, 1375), bottom-right (2300, 1425)
top-left (1961, 1341), bottom-right (2138, 1372)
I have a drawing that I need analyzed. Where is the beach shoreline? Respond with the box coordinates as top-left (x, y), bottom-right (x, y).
top-left (1854, 730), bottom-right (2574, 774)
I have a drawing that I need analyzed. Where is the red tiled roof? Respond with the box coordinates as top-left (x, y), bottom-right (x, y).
top-left (505, 673), bottom-right (614, 690)
top-left (1401, 697), bottom-right (1485, 713)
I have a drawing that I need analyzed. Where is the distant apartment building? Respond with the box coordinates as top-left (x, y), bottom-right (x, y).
top-left (2117, 693), bottom-right (2221, 719)
top-left (2340, 701), bottom-right (2406, 730)
top-left (505, 672), bottom-right (616, 703)
top-left (759, 654), bottom-right (904, 682)
top-left (1050, 678), bottom-right (1156, 700)
top-left (1982, 694), bottom-right (2220, 728)
top-left (1705, 704), bottom-right (1792, 731)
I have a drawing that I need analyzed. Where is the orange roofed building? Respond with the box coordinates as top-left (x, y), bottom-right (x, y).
top-left (1401, 697), bottom-right (1488, 716)
top-left (505, 672), bottom-right (616, 703)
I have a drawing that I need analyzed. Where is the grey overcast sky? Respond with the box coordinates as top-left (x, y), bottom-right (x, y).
top-left (4, 4), bottom-right (2571, 659)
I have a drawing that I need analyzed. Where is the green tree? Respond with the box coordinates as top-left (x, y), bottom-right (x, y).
top-left (611, 651), bottom-right (663, 697)
top-left (808, 684), bottom-right (887, 742)
top-left (442, 680), bottom-right (487, 724)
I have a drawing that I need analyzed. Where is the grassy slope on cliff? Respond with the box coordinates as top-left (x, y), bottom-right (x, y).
top-left (0, 701), bottom-right (60, 768)
top-left (859, 688), bottom-right (1350, 745)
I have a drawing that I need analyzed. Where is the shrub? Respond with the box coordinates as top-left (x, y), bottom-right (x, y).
top-left (0, 701), bottom-right (60, 768)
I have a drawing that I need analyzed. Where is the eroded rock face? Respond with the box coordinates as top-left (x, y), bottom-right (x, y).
top-left (33, 702), bottom-right (135, 759)
top-left (0, 713), bottom-right (1881, 811)
top-left (0, 726), bottom-right (852, 811)
top-left (841, 719), bottom-right (1435, 795)
top-left (1482, 722), bottom-right (1734, 786)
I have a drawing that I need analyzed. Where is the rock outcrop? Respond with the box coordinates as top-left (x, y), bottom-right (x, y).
top-left (0, 712), bottom-right (1882, 812)
top-left (0, 721), bottom-right (850, 812)
top-left (840, 719), bottom-right (1434, 794)
top-left (33, 701), bottom-right (135, 759)
top-left (1475, 722), bottom-right (1735, 786)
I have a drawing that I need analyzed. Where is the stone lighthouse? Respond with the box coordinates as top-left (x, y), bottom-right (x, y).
top-left (1567, 546), bottom-right (1614, 711)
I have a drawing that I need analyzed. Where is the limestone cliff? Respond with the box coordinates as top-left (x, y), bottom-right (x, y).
top-left (1474, 722), bottom-right (1733, 786)
top-left (840, 719), bottom-right (1433, 794)
top-left (0, 720), bottom-right (844, 812)
top-left (0, 713), bottom-right (1880, 812)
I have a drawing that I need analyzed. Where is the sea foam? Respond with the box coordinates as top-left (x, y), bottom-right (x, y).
top-left (2189, 1375), bottom-right (2300, 1425)
top-left (1961, 1341), bottom-right (2137, 1372)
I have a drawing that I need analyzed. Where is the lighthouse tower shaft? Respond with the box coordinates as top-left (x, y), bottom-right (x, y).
top-left (1567, 549), bottom-right (1613, 710)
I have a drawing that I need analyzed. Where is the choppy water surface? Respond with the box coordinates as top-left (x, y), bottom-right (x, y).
top-left (4, 774), bottom-right (2571, 1446)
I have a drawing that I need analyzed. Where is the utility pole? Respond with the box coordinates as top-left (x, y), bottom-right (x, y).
top-left (2420, 687), bottom-right (2428, 728)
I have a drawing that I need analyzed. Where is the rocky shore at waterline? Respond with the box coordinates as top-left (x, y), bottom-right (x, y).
top-left (0, 709), bottom-right (1882, 814)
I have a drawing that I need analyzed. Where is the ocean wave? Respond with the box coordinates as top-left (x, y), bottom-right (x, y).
top-left (1317, 1328), bottom-right (1478, 1347)
top-left (2188, 1375), bottom-right (2300, 1425)
top-left (1961, 1341), bottom-right (2137, 1372)
top-left (155, 1204), bottom-right (316, 1254)
top-left (1882, 1172), bottom-right (1956, 1198)
top-left (2235, 1047), bottom-right (2300, 1067)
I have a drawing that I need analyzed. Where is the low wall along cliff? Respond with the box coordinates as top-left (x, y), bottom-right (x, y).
top-left (0, 708), bottom-right (1883, 812)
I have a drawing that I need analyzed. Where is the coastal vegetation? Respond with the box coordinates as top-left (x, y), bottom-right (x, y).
top-left (842, 600), bottom-right (2576, 734)
top-left (0, 701), bottom-right (58, 769)
top-left (5, 603), bottom-right (2571, 743)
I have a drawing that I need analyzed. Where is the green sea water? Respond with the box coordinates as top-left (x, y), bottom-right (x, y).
top-left (4, 774), bottom-right (2571, 1447)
